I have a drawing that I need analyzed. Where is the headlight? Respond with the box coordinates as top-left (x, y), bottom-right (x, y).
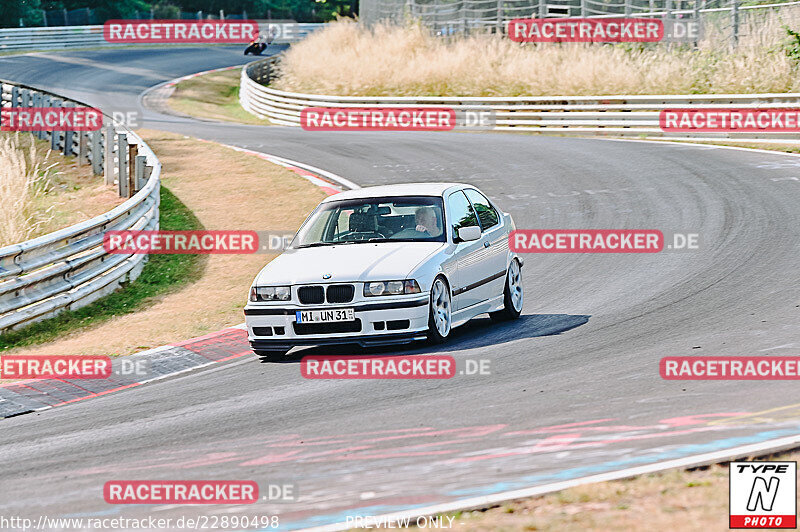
top-left (249, 285), bottom-right (291, 302)
top-left (363, 280), bottom-right (422, 297)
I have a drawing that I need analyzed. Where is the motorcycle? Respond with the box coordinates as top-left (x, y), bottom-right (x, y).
top-left (244, 39), bottom-right (267, 55)
top-left (244, 29), bottom-right (277, 55)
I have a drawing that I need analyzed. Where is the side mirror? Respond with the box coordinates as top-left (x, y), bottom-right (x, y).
top-left (457, 226), bottom-right (481, 242)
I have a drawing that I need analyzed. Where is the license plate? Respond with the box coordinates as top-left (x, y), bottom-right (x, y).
top-left (296, 308), bottom-right (355, 323)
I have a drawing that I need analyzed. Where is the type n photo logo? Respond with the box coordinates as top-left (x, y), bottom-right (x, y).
top-left (730, 461), bottom-right (797, 529)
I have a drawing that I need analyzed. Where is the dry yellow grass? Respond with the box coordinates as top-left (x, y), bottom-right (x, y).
top-left (0, 132), bottom-right (120, 247)
top-left (429, 465), bottom-right (733, 531)
top-left (275, 10), bottom-right (800, 97)
top-left (5, 130), bottom-right (325, 357)
top-left (0, 133), bottom-right (56, 246)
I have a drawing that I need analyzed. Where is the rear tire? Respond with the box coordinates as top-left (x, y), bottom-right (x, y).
top-left (427, 276), bottom-right (452, 344)
top-left (254, 348), bottom-right (290, 362)
top-left (490, 259), bottom-right (523, 321)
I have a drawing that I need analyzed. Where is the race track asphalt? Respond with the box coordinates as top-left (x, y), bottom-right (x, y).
top-left (0, 46), bottom-right (799, 530)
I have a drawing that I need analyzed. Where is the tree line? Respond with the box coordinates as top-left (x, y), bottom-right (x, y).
top-left (2, 0), bottom-right (356, 27)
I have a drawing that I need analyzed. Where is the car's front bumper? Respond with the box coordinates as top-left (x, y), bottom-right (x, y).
top-left (244, 296), bottom-right (430, 349)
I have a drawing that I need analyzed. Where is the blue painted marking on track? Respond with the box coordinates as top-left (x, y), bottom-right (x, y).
top-left (62, 505), bottom-right (125, 517)
top-left (447, 427), bottom-right (800, 497)
top-left (263, 503), bottom-right (430, 531)
top-left (277, 426), bottom-right (800, 530)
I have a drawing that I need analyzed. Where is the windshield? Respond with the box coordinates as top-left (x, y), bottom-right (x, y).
top-left (291, 195), bottom-right (446, 248)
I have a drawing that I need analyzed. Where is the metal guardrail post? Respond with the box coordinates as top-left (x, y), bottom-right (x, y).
top-left (35, 93), bottom-right (44, 140)
top-left (625, 0), bottom-right (632, 17)
top-left (50, 98), bottom-right (62, 151)
top-left (135, 154), bottom-right (147, 192)
top-left (63, 102), bottom-right (74, 157)
top-left (127, 143), bottom-right (137, 198)
top-left (731, 0), bottom-right (739, 46)
top-left (581, 0), bottom-right (587, 17)
top-left (91, 128), bottom-right (103, 175)
top-left (11, 85), bottom-right (18, 107)
top-left (78, 132), bottom-right (88, 165)
top-left (539, 0), bottom-right (547, 18)
top-left (117, 132), bottom-right (128, 197)
top-left (104, 125), bottom-right (114, 184)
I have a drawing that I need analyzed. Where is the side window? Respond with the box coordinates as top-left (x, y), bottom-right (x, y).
top-left (464, 189), bottom-right (500, 230)
top-left (447, 191), bottom-right (479, 241)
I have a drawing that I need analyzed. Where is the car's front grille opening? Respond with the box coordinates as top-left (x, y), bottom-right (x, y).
top-left (273, 326), bottom-right (285, 335)
top-left (298, 285), bottom-right (324, 304)
top-left (293, 319), bottom-right (362, 335)
top-left (253, 327), bottom-right (273, 336)
top-left (373, 321), bottom-right (385, 330)
top-left (386, 319), bottom-right (410, 331)
top-left (326, 284), bottom-right (355, 303)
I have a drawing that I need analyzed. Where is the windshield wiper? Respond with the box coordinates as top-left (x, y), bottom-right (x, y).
top-left (296, 240), bottom-right (360, 248)
top-left (295, 242), bottom-right (332, 249)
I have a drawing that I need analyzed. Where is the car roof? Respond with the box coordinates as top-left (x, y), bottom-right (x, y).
top-left (322, 183), bottom-right (470, 202)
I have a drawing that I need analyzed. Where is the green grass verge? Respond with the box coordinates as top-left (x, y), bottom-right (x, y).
top-left (168, 69), bottom-right (273, 125)
top-left (0, 185), bottom-right (206, 352)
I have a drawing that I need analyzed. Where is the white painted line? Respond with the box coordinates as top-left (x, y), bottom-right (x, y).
top-left (602, 136), bottom-right (800, 158)
top-left (130, 344), bottom-right (176, 357)
top-left (223, 144), bottom-right (360, 190)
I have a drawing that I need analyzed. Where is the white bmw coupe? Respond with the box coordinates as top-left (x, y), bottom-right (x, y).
top-left (244, 183), bottom-right (523, 360)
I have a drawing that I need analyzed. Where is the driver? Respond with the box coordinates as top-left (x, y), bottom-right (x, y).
top-left (415, 207), bottom-right (440, 236)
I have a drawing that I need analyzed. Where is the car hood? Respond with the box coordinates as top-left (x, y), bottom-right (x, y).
top-left (254, 242), bottom-right (446, 285)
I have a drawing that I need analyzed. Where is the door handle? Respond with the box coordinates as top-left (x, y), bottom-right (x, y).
top-left (484, 241), bottom-right (491, 248)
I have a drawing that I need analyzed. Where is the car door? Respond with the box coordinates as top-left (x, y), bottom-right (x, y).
top-left (446, 190), bottom-right (485, 311)
top-left (464, 188), bottom-right (508, 303)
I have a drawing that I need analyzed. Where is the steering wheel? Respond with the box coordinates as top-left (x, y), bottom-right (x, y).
top-left (346, 231), bottom-right (386, 241)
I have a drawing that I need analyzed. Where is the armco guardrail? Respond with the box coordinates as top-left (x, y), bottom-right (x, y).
top-left (240, 56), bottom-right (800, 141)
top-left (0, 80), bottom-right (161, 333)
top-left (0, 23), bottom-right (323, 52)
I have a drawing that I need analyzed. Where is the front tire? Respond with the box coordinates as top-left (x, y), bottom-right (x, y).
top-left (254, 348), bottom-right (290, 361)
top-left (490, 259), bottom-right (523, 321)
top-left (428, 276), bottom-right (452, 343)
